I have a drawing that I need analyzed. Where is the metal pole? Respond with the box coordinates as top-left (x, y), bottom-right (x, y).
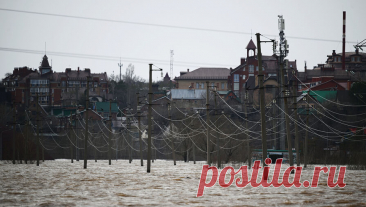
top-left (206, 81), bottom-right (210, 165)
top-left (84, 76), bottom-right (89, 169)
top-left (147, 64), bottom-right (152, 173)
top-left (36, 94), bottom-right (40, 166)
top-left (256, 33), bottom-right (268, 167)
top-left (12, 102), bottom-right (16, 164)
top-left (293, 83), bottom-right (300, 166)
top-left (109, 99), bottom-right (112, 165)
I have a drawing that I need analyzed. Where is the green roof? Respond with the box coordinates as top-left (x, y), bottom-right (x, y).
top-left (303, 91), bottom-right (337, 103)
top-left (96, 102), bottom-right (119, 113)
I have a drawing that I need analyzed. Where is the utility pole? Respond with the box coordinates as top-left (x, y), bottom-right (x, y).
top-left (128, 108), bottom-right (132, 163)
top-left (278, 15), bottom-right (294, 167)
top-left (304, 94), bottom-right (309, 168)
top-left (12, 101), bottom-right (16, 164)
top-left (292, 81), bottom-right (300, 166)
top-left (36, 94), bottom-right (40, 166)
top-left (25, 112), bottom-right (28, 164)
top-left (244, 91), bottom-right (251, 169)
top-left (70, 113), bottom-right (74, 163)
top-left (192, 113), bottom-right (196, 164)
top-left (214, 89), bottom-right (221, 168)
top-left (206, 81), bottom-right (211, 165)
top-left (147, 63), bottom-right (162, 173)
top-left (168, 102), bottom-right (176, 165)
top-left (147, 64), bottom-right (153, 173)
top-left (118, 59), bottom-right (123, 82)
top-left (84, 76), bottom-right (90, 169)
top-left (109, 99), bottom-right (112, 165)
top-left (137, 92), bottom-right (143, 166)
top-left (256, 33), bottom-right (268, 167)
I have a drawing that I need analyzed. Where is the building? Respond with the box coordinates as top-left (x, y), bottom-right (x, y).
top-left (2, 55), bottom-right (109, 107)
top-left (174, 68), bottom-right (230, 91)
top-left (228, 39), bottom-right (297, 98)
top-left (297, 49), bottom-right (366, 91)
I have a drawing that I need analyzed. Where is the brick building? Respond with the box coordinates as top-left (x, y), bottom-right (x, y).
top-left (2, 55), bottom-right (109, 107)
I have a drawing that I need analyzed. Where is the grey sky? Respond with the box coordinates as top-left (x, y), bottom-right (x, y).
top-left (1, 0), bottom-right (365, 82)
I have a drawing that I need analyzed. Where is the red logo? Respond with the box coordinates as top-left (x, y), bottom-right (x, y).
top-left (197, 158), bottom-right (346, 197)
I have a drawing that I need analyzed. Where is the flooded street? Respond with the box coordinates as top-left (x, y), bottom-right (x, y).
top-left (0, 159), bottom-right (365, 206)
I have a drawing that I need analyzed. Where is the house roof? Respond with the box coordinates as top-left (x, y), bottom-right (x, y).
top-left (246, 39), bottom-right (256, 50)
top-left (171, 89), bottom-right (206, 100)
top-left (245, 76), bottom-right (256, 90)
top-left (95, 102), bottom-right (119, 113)
top-left (174, 68), bottom-right (229, 80)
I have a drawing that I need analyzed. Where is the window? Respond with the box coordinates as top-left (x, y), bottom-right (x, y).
top-left (338, 57), bottom-right (341, 62)
top-left (249, 65), bottom-right (254, 73)
top-left (201, 83), bottom-right (204, 89)
top-left (234, 83), bottom-right (239, 90)
top-left (221, 83), bottom-right (225, 89)
top-left (357, 57), bottom-right (360, 62)
top-left (256, 66), bottom-right (258, 71)
top-left (243, 67), bottom-right (245, 71)
top-left (211, 82), bottom-right (215, 87)
top-left (196, 83), bottom-right (199, 89)
top-left (234, 74), bottom-right (239, 82)
top-left (351, 57), bottom-right (355, 62)
top-left (242, 75), bottom-right (246, 80)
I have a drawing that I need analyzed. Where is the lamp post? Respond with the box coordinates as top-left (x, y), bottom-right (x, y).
top-left (147, 63), bottom-right (163, 173)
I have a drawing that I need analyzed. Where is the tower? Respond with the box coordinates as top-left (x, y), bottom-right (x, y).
top-left (246, 39), bottom-right (257, 58)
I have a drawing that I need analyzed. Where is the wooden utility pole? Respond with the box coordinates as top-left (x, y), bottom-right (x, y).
top-left (244, 92), bottom-right (251, 169)
top-left (36, 94), bottom-right (40, 166)
top-left (109, 99), bottom-right (112, 165)
top-left (137, 92), bottom-right (143, 166)
top-left (147, 64), bottom-right (153, 173)
top-left (206, 81), bottom-right (211, 165)
top-left (168, 102), bottom-right (176, 165)
top-left (280, 62), bottom-right (294, 167)
top-left (292, 82), bottom-right (300, 166)
top-left (12, 102), bottom-right (16, 164)
top-left (214, 89), bottom-right (221, 168)
top-left (256, 33), bottom-right (268, 167)
top-left (70, 113), bottom-right (74, 163)
top-left (192, 113), bottom-right (196, 164)
top-left (128, 110), bottom-right (132, 163)
top-left (25, 113), bottom-right (28, 164)
top-left (84, 76), bottom-right (89, 169)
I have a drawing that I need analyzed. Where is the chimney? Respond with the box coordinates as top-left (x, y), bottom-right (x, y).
top-left (78, 67), bottom-right (80, 73)
top-left (241, 58), bottom-right (246, 65)
top-left (342, 11), bottom-right (346, 70)
top-left (332, 50), bottom-right (336, 56)
top-left (356, 48), bottom-right (359, 55)
top-left (187, 69), bottom-right (189, 72)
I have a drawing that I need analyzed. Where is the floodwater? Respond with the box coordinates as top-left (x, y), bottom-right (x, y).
top-left (0, 159), bottom-right (365, 206)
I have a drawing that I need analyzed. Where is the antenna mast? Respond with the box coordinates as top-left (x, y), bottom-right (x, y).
top-left (118, 58), bottom-right (123, 82)
top-left (170, 50), bottom-right (174, 79)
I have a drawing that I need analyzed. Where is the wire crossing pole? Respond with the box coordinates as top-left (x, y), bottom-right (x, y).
top-left (109, 99), bottom-right (112, 165)
top-left (292, 82), bottom-right (300, 166)
top-left (12, 102), bottom-right (16, 164)
top-left (137, 93), bottom-right (143, 166)
top-left (256, 33), bottom-right (268, 168)
top-left (84, 76), bottom-right (90, 169)
top-left (206, 81), bottom-right (211, 165)
top-left (147, 63), bottom-right (153, 173)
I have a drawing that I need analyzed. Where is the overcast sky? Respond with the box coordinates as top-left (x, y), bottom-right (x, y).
top-left (1, 0), bottom-right (365, 82)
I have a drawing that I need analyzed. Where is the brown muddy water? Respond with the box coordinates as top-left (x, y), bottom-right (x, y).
top-left (0, 160), bottom-right (365, 206)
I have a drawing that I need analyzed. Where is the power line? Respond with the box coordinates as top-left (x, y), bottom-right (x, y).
top-left (0, 46), bottom-right (231, 68)
top-left (0, 8), bottom-right (358, 44)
